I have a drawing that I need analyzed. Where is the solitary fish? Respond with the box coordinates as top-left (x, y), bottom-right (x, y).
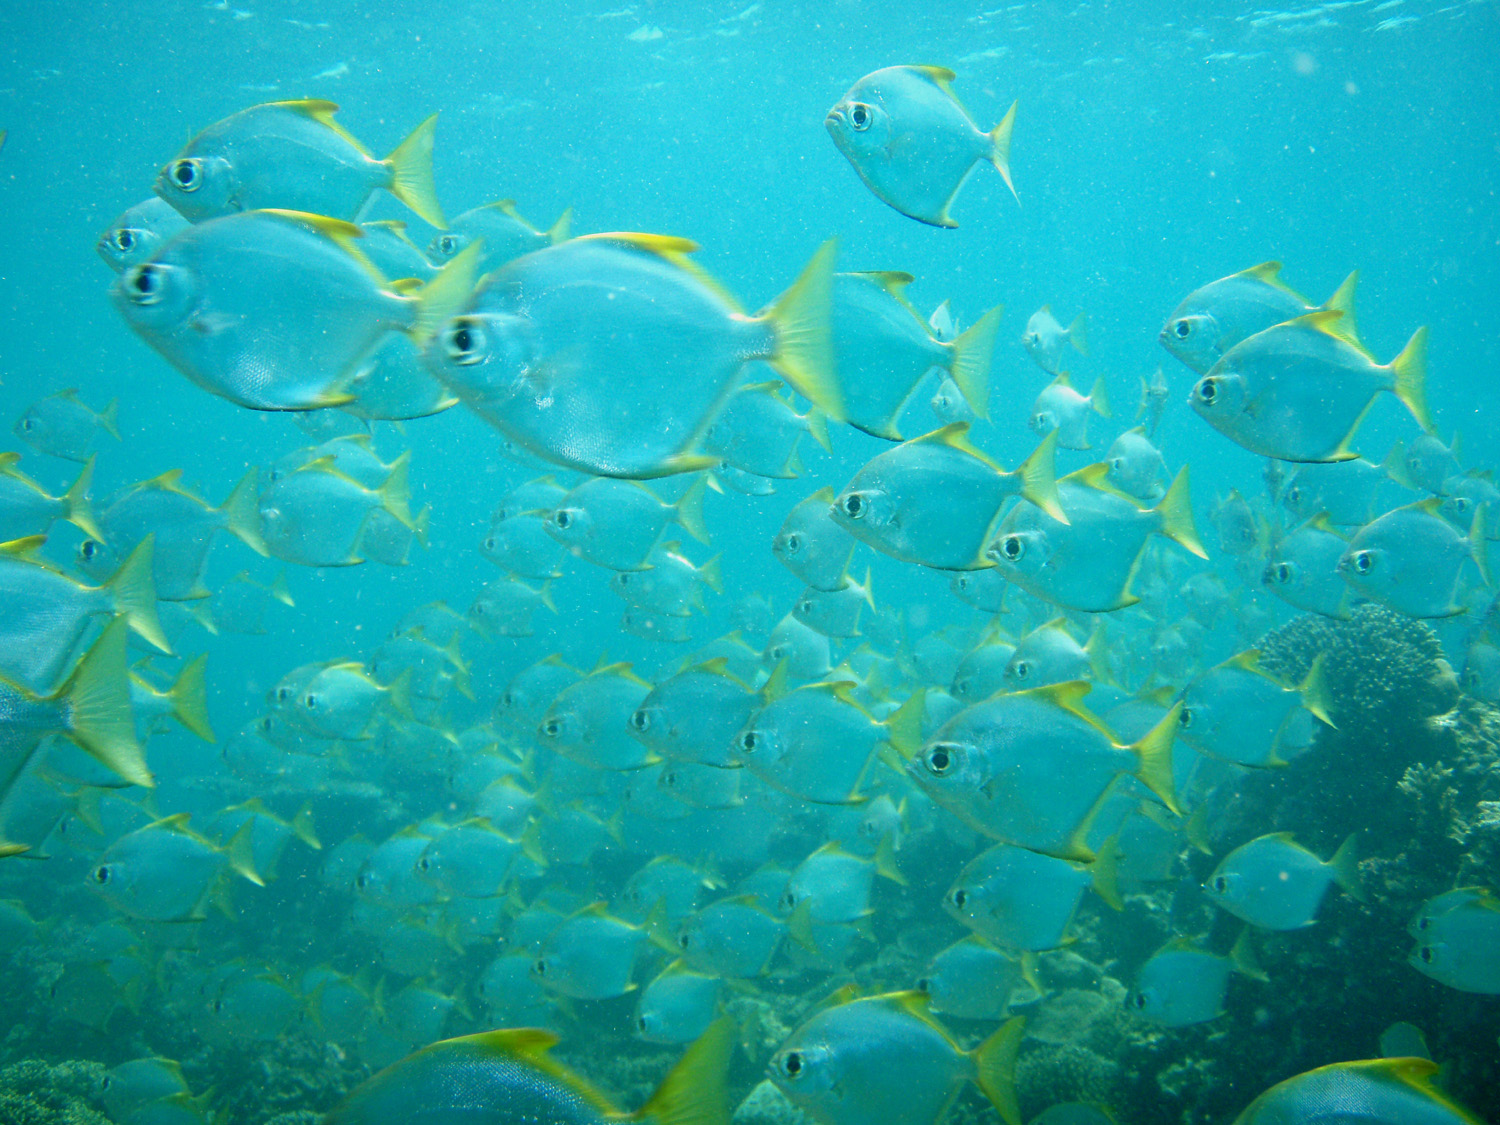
top-left (154, 99), bottom-right (446, 229)
top-left (826, 66), bottom-right (1017, 228)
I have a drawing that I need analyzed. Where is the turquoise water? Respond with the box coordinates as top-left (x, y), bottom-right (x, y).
top-left (0, 0), bottom-right (1497, 1122)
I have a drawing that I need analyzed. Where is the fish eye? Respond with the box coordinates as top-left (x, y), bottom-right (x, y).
top-left (541, 718), bottom-right (561, 738)
top-left (1287, 486), bottom-right (1301, 505)
top-left (1212, 875), bottom-right (1228, 894)
top-left (949, 888), bottom-right (967, 909)
top-left (925, 744), bottom-right (957, 776)
top-left (168, 158), bottom-right (202, 191)
top-left (1023, 332), bottom-right (1037, 346)
top-left (678, 932), bottom-right (691, 949)
top-left (1352, 550), bottom-right (1373, 575)
top-left (738, 731), bottom-right (758, 754)
top-left (123, 263), bottom-right (164, 306)
top-left (842, 493), bottom-right (865, 519)
top-left (637, 1015), bottom-right (649, 1032)
top-left (916, 977), bottom-right (931, 993)
top-left (1012, 661), bottom-right (1030, 680)
top-left (482, 535), bottom-right (497, 551)
top-left (1417, 916), bottom-right (1431, 931)
top-left (1195, 378), bottom-right (1217, 405)
top-left (1273, 563), bottom-right (1292, 585)
top-left (1453, 497), bottom-right (1471, 515)
top-left (111, 228), bottom-right (137, 251)
top-left (797, 598), bottom-right (813, 615)
top-left (416, 856), bottom-right (430, 872)
top-left (848, 103), bottom-right (872, 131)
top-left (1108, 458), bottom-right (1123, 474)
top-left (617, 573), bottom-right (630, 586)
top-left (356, 872), bottom-right (371, 889)
top-left (444, 318), bottom-right (487, 366)
top-left (779, 1050), bottom-right (804, 1078)
top-left (79, 540), bottom-right (101, 561)
top-left (779, 891), bottom-right (795, 910)
top-left (553, 509), bottom-right (573, 530)
top-left (999, 535), bottom-right (1024, 562)
top-left (1178, 707), bottom-right (1194, 728)
top-left (1419, 946), bottom-right (1435, 964)
top-left (437, 234), bottom-right (458, 256)
top-left (91, 865), bottom-right (112, 885)
top-left (630, 709), bottom-right (651, 732)
top-left (1130, 991), bottom-right (1148, 1010)
top-left (1173, 320), bottom-right (1191, 339)
top-left (533, 958), bottom-right (547, 977)
top-left (304, 693), bottom-right (320, 710)
top-left (781, 533), bottom-right (801, 555)
top-left (19, 417), bottom-right (35, 432)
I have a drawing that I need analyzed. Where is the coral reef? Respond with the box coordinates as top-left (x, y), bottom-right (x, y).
top-left (0, 1059), bottom-right (111, 1125)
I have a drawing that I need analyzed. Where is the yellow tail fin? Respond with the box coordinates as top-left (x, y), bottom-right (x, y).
top-left (60, 617), bottom-right (151, 788)
top-left (674, 475), bottom-right (711, 545)
top-left (633, 1018), bottom-right (734, 1125)
top-left (988, 101), bottom-right (1019, 205)
top-left (221, 468), bottom-right (268, 556)
top-left (1129, 702), bottom-right (1181, 815)
top-left (107, 537), bottom-right (172, 654)
top-left (1153, 465), bottom-right (1207, 559)
top-left (385, 113), bottom-right (446, 229)
top-left (1390, 325), bottom-right (1432, 434)
top-left (764, 240), bottom-right (842, 422)
top-left (946, 304), bottom-right (1003, 420)
top-left (1016, 429), bottom-right (1068, 524)
top-left (167, 654), bottom-right (215, 743)
top-left (1068, 311), bottom-right (1089, 356)
top-left (972, 1017), bottom-right (1025, 1125)
top-left (62, 457), bottom-right (105, 542)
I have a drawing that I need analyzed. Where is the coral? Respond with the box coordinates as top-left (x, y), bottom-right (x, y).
top-left (1015, 1042), bottom-right (1121, 1109)
top-left (0, 1059), bottom-right (111, 1125)
top-left (732, 1079), bottom-right (809, 1125)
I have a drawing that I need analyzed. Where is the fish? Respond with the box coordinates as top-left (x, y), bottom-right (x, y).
top-left (259, 455), bottom-right (415, 567)
top-left (945, 839), bottom-right (1118, 951)
top-left (782, 838), bottom-right (904, 924)
top-left (1438, 473), bottom-right (1500, 536)
top-left (613, 544), bottom-right (722, 617)
top-left (355, 828), bottom-right (440, 908)
top-left (357, 219), bottom-right (438, 281)
top-left (0, 453), bottom-right (102, 542)
top-left (1188, 310), bottom-right (1431, 462)
top-left (1395, 430), bottom-right (1462, 495)
top-left (1029, 373), bottom-right (1110, 451)
top-left (950, 566), bottom-right (1009, 613)
top-left (154, 99), bottom-right (446, 228)
top-left (89, 812), bottom-right (263, 922)
top-left (1282, 447), bottom-right (1410, 526)
top-left (769, 991), bottom-right (1023, 1125)
top-left (1461, 641), bottom-right (1500, 702)
top-left (762, 613), bottom-right (833, 682)
top-left (79, 468), bottom-right (265, 600)
top-left (1161, 263), bottom-right (1356, 375)
top-left (825, 66), bottom-right (1017, 228)
top-left (494, 655), bottom-right (580, 735)
top-left (113, 210), bottom-right (478, 410)
top-left (1408, 891), bottom-right (1500, 994)
top-left (701, 379), bottom-right (830, 479)
top-left (14, 389), bottom-right (120, 462)
top-left (1212, 489), bottom-right (1262, 558)
top-left (677, 895), bottom-right (791, 977)
top-left (634, 960), bottom-right (723, 1044)
top-left (1230, 1058), bottom-right (1487, 1125)
top-left (96, 197), bottom-right (190, 273)
top-left (831, 424), bottom-right (1063, 570)
top-left (1176, 650), bottom-right (1333, 767)
top-left (918, 935), bottom-right (1027, 1020)
top-left (0, 536), bottom-right (169, 693)
top-left (0, 617), bottom-right (147, 810)
top-left (986, 464), bottom-right (1206, 612)
top-left (548, 475), bottom-right (709, 571)
top-left (907, 681), bottom-right (1179, 860)
top-left (532, 902), bottom-right (656, 999)
top-left (428, 199), bottom-right (571, 275)
top-left (340, 333), bottom-right (461, 421)
top-left (793, 568), bottom-right (875, 638)
top-left (1003, 617), bottom-right (1105, 691)
top-left (1021, 306), bottom-right (1088, 376)
top-left (732, 671), bottom-right (923, 804)
top-left (949, 629), bottom-right (1017, 705)
top-left (1204, 832), bottom-right (1364, 930)
top-left (774, 486), bottom-right (858, 591)
top-left (1262, 513), bottom-right (1351, 618)
top-left (209, 798), bottom-right (319, 881)
top-left (1129, 931), bottom-right (1265, 1027)
top-left (657, 762), bottom-right (743, 809)
top-left (628, 658), bottom-right (757, 768)
top-left (828, 272), bottom-right (1000, 440)
top-left (620, 855), bottom-right (717, 924)
top-left (97, 1057), bottom-right (194, 1123)
top-left (1103, 426), bottom-right (1167, 501)
top-left (326, 1018), bottom-right (732, 1125)
top-left (425, 233), bottom-right (842, 478)
top-left (468, 576), bottom-right (555, 638)
top-left (1136, 365), bottom-right (1170, 437)
top-left (1338, 499), bottom-right (1490, 618)
top-left (539, 662), bottom-right (655, 770)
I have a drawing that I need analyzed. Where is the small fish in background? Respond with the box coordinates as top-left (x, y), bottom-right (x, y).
top-left (918, 935), bottom-right (1029, 1020)
top-left (634, 959), bottom-right (723, 1044)
top-left (428, 199), bottom-right (571, 275)
top-left (1338, 499), bottom-right (1489, 619)
top-left (113, 211), bottom-right (480, 411)
top-left (773, 486), bottom-right (858, 592)
top-left (154, 99), bottom-right (447, 228)
top-left (1189, 310), bottom-right (1430, 463)
top-left (826, 65), bottom-right (1017, 228)
top-left (612, 543), bottom-right (722, 618)
top-left (89, 812), bottom-right (263, 922)
top-left (547, 474), bottom-right (709, 571)
top-left (1175, 649), bottom-right (1333, 768)
top-left (768, 991), bottom-right (1024, 1125)
top-left (1160, 263), bottom-right (1356, 375)
top-left (701, 378), bottom-right (830, 481)
top-left (1103, 426), bottom-right (1168, 501)
top-left (1394, 430), bottom-right (1462, 495)
top-left (1021, 305), bottom-right (1088, 376)
top-left (1262, 513), bottom-right (1350, 618)
top-left (1211, 489), bottom-right (1262, 558)
top-left (944, 839), bottom-right (1119, 951)
top-left (1029, 373), bottom-right (1110, 451)
top-left (1203, 832), bottom-right (1364, 930)
top-left (467, 575), bottom-right (555, 638)
top-left (95, 198), bottom-right (190, 274)
top-left (258, 454), bottom-right (417, 567)
top-left (1229, 1058), bottom-right (1487, 1125)
top-left (1137, 364), bottom-right (1170, 436)
top-left (1129, 930), bottom-right (1266, 1027)
top-left (326, 1019), bottom-right (732, 1125)
top-left (14, 390), bottom-right (120, 462)
top-left (1282, 446), bottom-right (1411, 527)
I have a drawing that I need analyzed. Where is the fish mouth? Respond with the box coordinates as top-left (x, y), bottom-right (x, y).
top-left (824, 109), bottom-right (844, 130)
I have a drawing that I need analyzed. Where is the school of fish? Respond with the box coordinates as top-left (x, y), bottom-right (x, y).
top-left (0, 62), bottom-right (1495, 1125)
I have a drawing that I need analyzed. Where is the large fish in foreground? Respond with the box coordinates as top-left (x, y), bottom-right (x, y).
top-left (427, 233), bottom-right (842, 479)
top-left (825, 66), bottom-right (1017, 228)
top-left (326, 1018), bottom-right (733, 1125)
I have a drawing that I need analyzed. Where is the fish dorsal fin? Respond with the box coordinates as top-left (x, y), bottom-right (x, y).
top-left (851, 270), bottom-right (917, 300)
top-left (761, 657), bottom-right (791, 704)
top-left (482, 198), bottom-right (519, 215)
top-left (1021, 679), bottom-right (1099, 722)
top-left (1223, 649), bottom-right (1265, 675)
top-left (1049, 371), bottom-right (1075, 390)
top-left (911, 422), bottom-right (1002, 471)
top-left (1235, 260), bottom-right (1306, 302)
top-left (1303, 511), bottom-right (1346, 538)
top-left (273, 99), bottom-right (373, 157)
top-left (1320, 269), bottom-right (1360, 345)
top-left (579, 231), bottom-right (700, 256)
top-left (1290, 308), bottom-right (1365, 352)
top-left (913, 65), bottom-right (958, 86)
top-left (807, 486), bottom-right (836, 502)
top-left (261, 208), bottom-right (364, 243)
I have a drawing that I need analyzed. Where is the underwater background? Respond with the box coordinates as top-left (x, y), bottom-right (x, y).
top-left (0, 0), bottom-right (1497, 1122)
